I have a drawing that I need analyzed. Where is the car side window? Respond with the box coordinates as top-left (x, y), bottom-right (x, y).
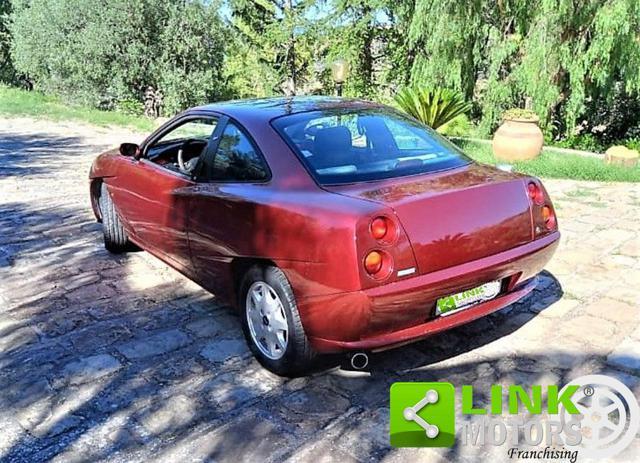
top-left (202, 122), bottom-right (269, 182)
top-left (155, 118), bottom-right (217, 145)
top-left (145, 117), bottom-right (218, 172)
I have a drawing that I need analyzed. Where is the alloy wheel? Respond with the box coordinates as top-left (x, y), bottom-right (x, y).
top-left (246, 281), bottom-right (289, 360)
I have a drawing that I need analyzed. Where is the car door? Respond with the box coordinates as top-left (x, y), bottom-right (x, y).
top-left (187, 119), bottom-right (272, 300)
top-left (107, 114), bottom-right (222, 271)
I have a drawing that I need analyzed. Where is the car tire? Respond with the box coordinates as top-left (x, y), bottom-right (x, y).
top-left (239, 265), bottom-right (316, 376)
top-left (99, 182), bottom-right (131, 253)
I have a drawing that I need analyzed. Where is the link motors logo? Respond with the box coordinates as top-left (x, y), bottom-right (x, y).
top-left (389, 375), bottom-right (640, 460)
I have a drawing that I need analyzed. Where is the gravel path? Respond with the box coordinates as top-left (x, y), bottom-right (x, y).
top-left (1, 117), bottom-right (638, 462)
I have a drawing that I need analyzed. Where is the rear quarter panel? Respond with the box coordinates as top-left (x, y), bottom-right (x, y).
top-left (188, 184), bottom-right (385, 301)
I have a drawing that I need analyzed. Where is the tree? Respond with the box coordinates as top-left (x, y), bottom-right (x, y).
top-left (10, 0), bottom-right (228, 114)
top-left (517, 0), bottom-right (640, 136)
top-left (155, 1), bottom-right (228, 113)
top-left (406, 0), bottom-right (640, 137)
top-left (0, 0), bottom-right (14, 83)
top-left (324, 0), bottom-right (407, 99)
top-left (226, 0), bottom-right (320, 96)
top-left (5, 0), bottom-right (640, 142)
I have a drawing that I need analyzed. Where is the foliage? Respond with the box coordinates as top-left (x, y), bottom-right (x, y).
top-left (437, 114), bottom-right (473, 137)
top-left (116, 98), bottom-right (145, 117)
top-left (454, 139), bottom-right (640, 182)
top-left (324, 1), bottom-right (402, 99)
top-left (502, 108), bottom-right (539, 121)
top-left (572, 84), bottom-right (640, 144)
top-left (554, 134), bottom-right (605, 153)
top-left (9, 0), bottom-right (227, 115)
top-left (624, 138), bottom-right (640, 152)
top-left (394, 87), bottom-right (472, 129)
top-left (0, 0), bottom-right (14, 83)
top-left (223, 39), bottom-right (281, 99)
top-left (155, 1), bottom-right (227, 113)
top-left (4, 0), bottom-right (640, 144)
top-left (224, 0), bottom-right (410, 99)
top-left (407, 0), bottom-right (640, 139)
top-left (225, 0), bottom-right (322, 97)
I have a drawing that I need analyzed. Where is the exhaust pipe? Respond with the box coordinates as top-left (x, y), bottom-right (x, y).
top-left (349, 352), bottom-right (369, 370)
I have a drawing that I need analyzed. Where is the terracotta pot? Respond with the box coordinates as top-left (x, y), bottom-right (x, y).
top-left (492, 116), bottom-right (543, 161)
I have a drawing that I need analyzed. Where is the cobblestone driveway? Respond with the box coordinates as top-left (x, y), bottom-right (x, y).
top-left (1, 117), bottom-right (639, 462)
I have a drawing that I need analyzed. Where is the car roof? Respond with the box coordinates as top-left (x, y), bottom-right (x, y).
top-left (192, 96), bottom-right (385, 125)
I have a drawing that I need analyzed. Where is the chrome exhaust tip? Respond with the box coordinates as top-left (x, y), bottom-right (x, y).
top-left (349, 352), bottom-right (369, 370)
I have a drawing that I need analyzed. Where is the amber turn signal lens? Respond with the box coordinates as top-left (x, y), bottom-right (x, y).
top-left (528, 182), bottom-right (544, 205)
top-left (364, 250), bottom-right (383, 275)
top-left (370, 217), bottom-right (388, 240)
top-left (542, 205), bottom-right (556, 230)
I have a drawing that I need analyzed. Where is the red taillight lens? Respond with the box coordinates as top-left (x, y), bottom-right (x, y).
top-left (528, 182), bottom-right (544, 205)
top-left (364, 251), bottom-right (383, 275)
top-left (370, 217), bottom-right (388, 240)
top-left (542, 205), bottom-right (556, 230)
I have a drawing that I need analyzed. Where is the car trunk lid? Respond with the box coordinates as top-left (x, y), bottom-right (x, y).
top-left (325, 164), bottom-right (533, 275)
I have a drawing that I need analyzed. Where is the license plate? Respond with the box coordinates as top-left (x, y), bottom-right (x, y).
top-left (435, 281), bottom-right (502, 316)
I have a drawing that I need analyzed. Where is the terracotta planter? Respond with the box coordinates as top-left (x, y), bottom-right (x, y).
top-left (492, 117), bottom-right (543, 162)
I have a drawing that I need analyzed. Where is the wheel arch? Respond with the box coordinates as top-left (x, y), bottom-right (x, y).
top-left (230, 257), bottom-right (278, 306)
top-left (90, 178), bottom-right (104, 222)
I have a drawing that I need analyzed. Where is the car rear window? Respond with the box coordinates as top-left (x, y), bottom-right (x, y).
top-left (271, 108), bottom-right (471, 185)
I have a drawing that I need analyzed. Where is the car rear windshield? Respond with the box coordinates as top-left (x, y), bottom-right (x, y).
top-left (271, 108), bottom-right (471, 185)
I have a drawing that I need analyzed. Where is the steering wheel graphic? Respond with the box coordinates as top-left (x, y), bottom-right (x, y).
top-left (560, 374), bottom-right (640, 459)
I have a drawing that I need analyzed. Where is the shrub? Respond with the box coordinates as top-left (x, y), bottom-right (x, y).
top-left (394, 87), bottom-right (472, 130)
top-left (437, 114), bottom-right (473, 137)
top-left (623, 138), bottom-right (640, 152)
top-left (116, 98), bottom-right (145, 116)
top-left (577, 84), bottom-right (640, 144)
top-left (10, 0), bottom-right (228, 116)
top-left (554, 134), bottom-right (605, 153)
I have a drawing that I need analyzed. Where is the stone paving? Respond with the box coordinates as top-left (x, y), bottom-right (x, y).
top-left (1, 116), bottom-right (639, 462)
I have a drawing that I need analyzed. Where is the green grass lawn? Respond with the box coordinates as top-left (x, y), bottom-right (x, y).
top-left (454, 139), bottom-right (640, 182)
top-left (0, 86), bottom-right (155, 132)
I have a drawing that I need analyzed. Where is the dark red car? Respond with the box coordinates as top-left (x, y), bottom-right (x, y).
top-left (89, 97), bottom-right (559, 375)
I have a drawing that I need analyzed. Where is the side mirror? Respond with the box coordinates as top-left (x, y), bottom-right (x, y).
top-left (120, 143), bottom-right (140, 159)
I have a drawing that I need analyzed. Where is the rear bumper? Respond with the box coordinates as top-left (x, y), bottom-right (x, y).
top-left (310, 278), bottom-right (536, 352)
top-left (300, 231), bottom-right (560, 353)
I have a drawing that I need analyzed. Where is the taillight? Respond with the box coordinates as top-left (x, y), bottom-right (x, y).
top-left (527, 178), bottom-right (558, 235)
top-left (364, 251), bottom-right (383, 275)
top-left (369, 216), bottom-right (397, 244)
top-left (360, 214), bottom-right (405, 285)
top-left (542, 205), bottom-right (556, 230)
top-left (527, 182), bottom-right (544, 205)
top-left (370, 217), bottom-right (388, 240)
